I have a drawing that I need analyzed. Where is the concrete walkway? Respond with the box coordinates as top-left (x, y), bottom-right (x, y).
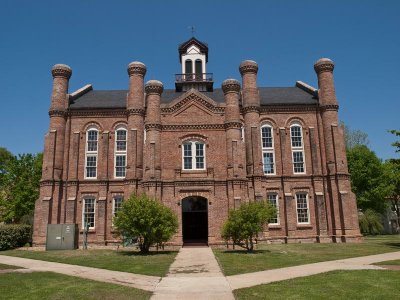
top-left (0, 255), bottom-right (160, 291)
top-left (227, 251), bottom-right (400, 290)
top-left (151, 247), bottom-right (234, 300)
top-left (1, 250), bottom-right (400, 297)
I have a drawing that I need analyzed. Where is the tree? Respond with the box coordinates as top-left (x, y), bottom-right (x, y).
top-left (358, 209), bottom-right (384, 235)
top-left (347, 145), bottom-right (390, 213)
top-left (389, 130), bottom-right (400, 153)
top-left (221, 201), bottom-right (276, 252)
top-left (0, 153), bottom-right (43, 223)
top-left (0, 147), bottom-right (13, 186)
top-left (341, 122), bottom-right (369, 150)
top-left (113, 193), bottom-right (178, 253)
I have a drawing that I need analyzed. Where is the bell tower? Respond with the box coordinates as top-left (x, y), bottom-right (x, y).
top-left (175, 37), bottom-right (214, 92)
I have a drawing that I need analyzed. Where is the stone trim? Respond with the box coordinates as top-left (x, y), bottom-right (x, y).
top-left (48, 110), bottom-right (66, 117)
top-left (224, 121), bottom-right (242, 129)
top-left (127, 108), bottom-right (145, 116)
top-left (242, 106), bottom-right (260, 114)
top-left (67, 110), bottom-right (127, 117)
top-left (161, 92), bottom-right (225, 114)
top-left (321, 104), bottom-right (339, 112)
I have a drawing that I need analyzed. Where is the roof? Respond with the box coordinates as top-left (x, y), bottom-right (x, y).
top-left (178, 37), bottom-right (209, 62)
top-left (69, 86), bottom-right (318, 110)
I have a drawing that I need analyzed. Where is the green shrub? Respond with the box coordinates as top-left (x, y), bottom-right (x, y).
top-left (0, 224), bottom-right (32, 250)
top-left (222, 200), bottom-right (276, 252)
top-left (359, 209), bottom-right (384, 235)
top-left (113, 194), bottom-right (178, 253)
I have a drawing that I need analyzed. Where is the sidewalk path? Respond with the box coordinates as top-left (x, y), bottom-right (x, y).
top-left (0, 255), bottom-right (160, 291)
top-left (151, 247), bottom-right (234, 300)
top-left (226, 251), bottom-right (400, 290)
top-left (1, 250), bottom-right (400, 296)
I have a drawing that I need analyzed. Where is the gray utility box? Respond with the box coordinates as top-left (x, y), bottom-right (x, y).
top-left (46, 224), bottom-right (79, 250)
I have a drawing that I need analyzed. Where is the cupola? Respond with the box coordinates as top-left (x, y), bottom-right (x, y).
top-left (175, 37), bottom-right (214, 92)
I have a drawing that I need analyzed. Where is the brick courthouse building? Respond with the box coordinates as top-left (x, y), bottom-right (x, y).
top-left (33, 38), bottom-right (361, 246)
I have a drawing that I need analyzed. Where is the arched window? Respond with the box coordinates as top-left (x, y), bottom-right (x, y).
top-left (115, 127), bottom-right (127, 178)
top-left (194, 59), bottom-right (203, 76)
top-left (290, 123), bottom-right (305, 174)
top-left (185, 59), bottom-right (193, 74)
top-left (85, 128), bottom-right (98, 178)
top-left (182, 141), bottom-right (205, 170)
top-left (296, 192), bottom-right (310, 224)
top-left (261, 125), bottom-right (275, 175)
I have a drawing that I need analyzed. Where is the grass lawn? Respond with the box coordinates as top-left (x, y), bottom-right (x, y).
top-left (375, 259), bottom-right (400, 265)
top-left (234, 270), bottom-right (400, 300)
top-left (215, 235), bottom-right (400, 276)
top-left (0, 271), bottom-right (151, 300)
top-left (0, 263), bottom-right (20, 270)
top-left (1, 249), bottom-right (177, 276)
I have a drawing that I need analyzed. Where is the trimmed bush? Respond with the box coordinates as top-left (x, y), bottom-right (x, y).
top-left (0, 224), bottom-right (32, 250)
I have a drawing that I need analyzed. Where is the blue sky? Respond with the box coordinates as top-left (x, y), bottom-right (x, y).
top-left (0, 0), bottom-right (399, 160)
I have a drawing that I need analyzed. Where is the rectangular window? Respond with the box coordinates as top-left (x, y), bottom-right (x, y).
top-left (261, 126), bottom-right (275, 175)
top-left (263, 152), bottom-right (275, 174)
top-left (86, 155), bottom-right (97, 178)
top-left (115, 129), bottom-right (127, 178)
top-left (183, 144), bottom-right (192, 169)
top-left (291, 126), bottom-right (303, 148)
top-left (195, 143), bottom-right (204, 169)
top-left (113, 196), bottom-right (123, 218)
top-left (115, 155), bottom-right (126, 177)
top-left (293, 151), bottom-right (305, 173)
top-left (296, 193), bottom-right (310, 224)
top-left (267, 193), bottom-right (279, 224)
top-left (83, 197), bottom-right (95, 229)
top-left (87, 131), bottom-right (98, 152)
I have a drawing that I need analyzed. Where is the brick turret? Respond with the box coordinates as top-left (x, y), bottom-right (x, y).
top-left (127, 61), bottom-right (146, 181)
top-left (239, 60), bottom-right (263, 177)
top-left (314, 58), bottom-right (360, 241)
top-left (144, 80), bottom-right (163, 184)
top-left (222, 79), bottom-right (245, 178)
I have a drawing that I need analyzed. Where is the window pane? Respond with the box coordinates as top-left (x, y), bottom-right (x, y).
top-left (296, 193), bottom-right (309, 223)
top-left (293, 151), bottom-right (305, 173)
top-left (113, 196), bottom-right (123, 216)
top-left (267, 193), bottom-right (279, 224)
top-left (262, 127), bottom-right (273, 148)
top-left (115, 155), bottom-right (126, 177)
top-left (263, 152), bottom-right (274, 174)
top-left (83, 198), bottom-right (95, 228)
top-left (116, 130), bottom-right (127, 151)
top-left (86, 156), bottom-right (97, 178)
top-left (87, 130), bottom-right (98, 152)
top-left (291, 126), bottom-right (303, 148)
top-left (184, 157), bottom-right (192, 169)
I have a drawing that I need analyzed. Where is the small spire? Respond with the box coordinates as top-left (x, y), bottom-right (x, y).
top-left (188, 25), bottom-right (195, 37)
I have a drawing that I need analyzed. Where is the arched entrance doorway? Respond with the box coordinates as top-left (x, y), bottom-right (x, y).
top-left (182, 196), bottom-right (208, 244)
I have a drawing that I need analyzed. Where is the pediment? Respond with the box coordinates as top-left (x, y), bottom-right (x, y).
top-left (161, 89), bottom-right (224, 116)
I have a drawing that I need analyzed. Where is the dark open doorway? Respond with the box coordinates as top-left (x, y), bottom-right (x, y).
top-left (182, 196), bottom-right (208, 245)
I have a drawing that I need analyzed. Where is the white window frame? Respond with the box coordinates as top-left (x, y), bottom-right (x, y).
top-left (296, 192), bottom-right (310, 224)
top-left (114, 127), bottom-right (127, 178)
top-left (112, 195), bottom-right (124, 226)
top-left (182, 141), bottom-right (206, 170)
top-left (261, 124), bottom-right (276, 175)
top-left (267, 193), bottom-right (280, 225)
top-left (82, 197), bottom-right (96, 229)
top-left (85, 127), bottom-right (98, 179)
top-left (290, 123), bottom-right (306, 174)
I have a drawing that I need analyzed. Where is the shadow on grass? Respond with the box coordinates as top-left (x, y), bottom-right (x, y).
top-left (116, 250), bottom-right (176, 256)
top-left (218, 249), bottom-right (271, 255)
top-left (383, 242), bottom-right (400, 249)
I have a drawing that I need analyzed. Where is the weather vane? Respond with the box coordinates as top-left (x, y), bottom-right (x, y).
top-left (188, 25), bottom-right (195, 36)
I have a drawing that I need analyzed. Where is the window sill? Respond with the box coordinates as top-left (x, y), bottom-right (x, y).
top-left (80, 229), bottom-right (96, 234)
top-left (296, 224), bottom-right (312, 229)
top-left (268, 224), bottom-right (281, 229)
top-left (181, 169), bottom-right (207, 173)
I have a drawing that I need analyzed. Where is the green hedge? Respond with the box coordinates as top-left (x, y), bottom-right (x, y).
top-left (0, 224), bottom-right (32, 250)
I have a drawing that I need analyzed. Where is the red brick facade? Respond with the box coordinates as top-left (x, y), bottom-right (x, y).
top-left (33, 41), bottom-right (361, 246)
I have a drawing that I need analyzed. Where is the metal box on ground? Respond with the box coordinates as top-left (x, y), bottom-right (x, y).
top-left (46, 224), bottom-right (78, 250)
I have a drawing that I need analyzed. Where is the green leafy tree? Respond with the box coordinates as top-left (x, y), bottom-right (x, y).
top-left (358, 209), bottom-right (384, 235)
top-left (383, 158), bottom-right (400, 233)
top-left (113, 193), bottom-right (178, 253)
top-left (389, 129), bottom-right (400, 153)
top-left (347, 145), bottom-right (389, 213)
top-left (221, 201), bottom-right (276, 252)
top-left (0, 147), bottom-right (13, 186)
top-left (0, 153), bottom-right (43, 223)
